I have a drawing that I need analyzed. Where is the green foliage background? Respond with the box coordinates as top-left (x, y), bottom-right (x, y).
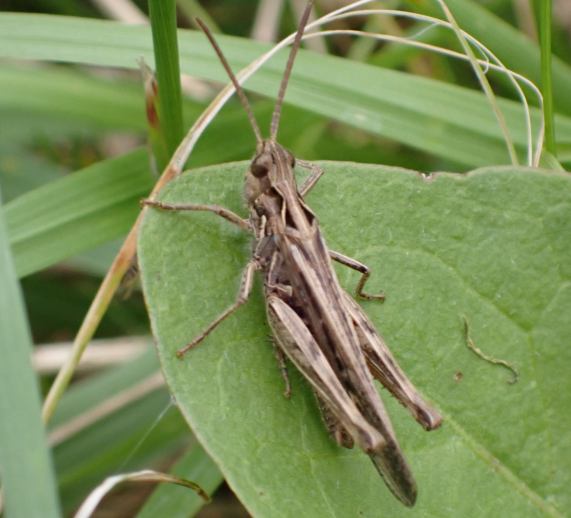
top-left (0, 0), bottom-right (569, 516)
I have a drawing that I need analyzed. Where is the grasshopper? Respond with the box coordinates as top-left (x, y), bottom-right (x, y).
top-left (145, 1), bottom-right (441, 506)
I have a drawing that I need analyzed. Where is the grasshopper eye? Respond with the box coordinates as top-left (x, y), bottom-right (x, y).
top-left (251, 162), bottom-right (269, 178)
top-left (251, 154), bottom-right (272, 178)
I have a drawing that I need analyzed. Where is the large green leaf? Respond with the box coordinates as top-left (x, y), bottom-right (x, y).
top-left (2, 14), bottom-right (571, 166)
top-left (138, 161), bottom-right (569, 517)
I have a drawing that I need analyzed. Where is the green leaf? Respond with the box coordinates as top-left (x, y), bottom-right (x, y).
top-left (2, 13), bottom-right (571, 167)
top-left (4, 149), bottom-right (152, 277)
top-left (0, 188), bottom-right (61, 518)
top-left (138, 161), bottom-right (569, 517)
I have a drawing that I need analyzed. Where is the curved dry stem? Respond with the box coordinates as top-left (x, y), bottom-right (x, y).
top-left (318, 7), bottom-right (544, 167)
top-left (41, 119), bottom-right (203, 423)
top-left (74, 469), bottom-right (208, 518)
top-left (41, 32), bottom-right (293, 423)
top-left (173, 0), bottom-right (544, 166)
top-left (436, 0), bottom-right (517, 164)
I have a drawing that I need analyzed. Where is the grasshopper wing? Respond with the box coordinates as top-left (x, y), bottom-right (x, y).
top-left (267, 295), bottom-right (417, 506)
top-left (341, 292), bottom-right (442, 431)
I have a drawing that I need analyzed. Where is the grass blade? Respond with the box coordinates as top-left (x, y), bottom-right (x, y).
top-left (0, 65), bottom-right (147, 131)
top-left (2, 14), bottom-right (571, 167)
top-left (538, 0), bottom-right (556, 155)
top-left (148, 0), bottom-right (184, 169)
top-left (50, 347), bottom-right (189, 514)
top-left (4, 149), bottom-right (153, 277)
top-left (0, 188), bottom-right (61, 518)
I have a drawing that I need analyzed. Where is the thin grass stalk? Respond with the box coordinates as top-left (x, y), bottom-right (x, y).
top-left (538, 0), bottom-right (556, 156)
top-left (435, 0), bottom-right (518, 165)
top-left (148, 0), bottom-right (184, 168)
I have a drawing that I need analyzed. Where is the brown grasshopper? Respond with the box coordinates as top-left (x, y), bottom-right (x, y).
top-left (145, 2), bottom-right (441, 506)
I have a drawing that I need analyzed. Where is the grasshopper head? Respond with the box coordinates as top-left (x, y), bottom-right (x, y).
top-left (196, 2), bottom-right (312, 205)
top-left (244, 140), bottom-right (296, 206)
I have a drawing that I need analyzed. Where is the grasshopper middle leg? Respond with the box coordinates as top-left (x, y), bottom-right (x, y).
top-left (176, 259), bottom-right (258, 358)
top-left (329, 250), bottom-right (385, 302)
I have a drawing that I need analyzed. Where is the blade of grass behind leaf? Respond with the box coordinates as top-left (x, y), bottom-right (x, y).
top-left (0, 188), bottom-right (61, 518)
top-left (50, 347), bottom-right (187, 514)
top-left (4, 148), bottom-right (152, 277)
top-left (0, 65), bottom-right (147, 132)
top-left (3, 14), bottom-right (571, 167)
top-left (538, 0), bottom-right (556, 155)
top-left (148, 0), bottom-right (184, 169)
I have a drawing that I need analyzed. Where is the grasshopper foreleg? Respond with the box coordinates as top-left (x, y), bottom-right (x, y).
top-left (329, 250), bottom-right (385, 302)
top-left (142, 199), bottom-right (251, 232)
top-left (176, 259), bottom-right (258, 358)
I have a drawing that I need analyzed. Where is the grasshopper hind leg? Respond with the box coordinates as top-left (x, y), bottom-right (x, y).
top-left (269, 337), bottom-right (292, 399)
top-left (329, 250), bottom-right (385, 302)
top-left (314, 392), bottom-right (354, 449)
top-left (341, 291), bottom-right (443, 431)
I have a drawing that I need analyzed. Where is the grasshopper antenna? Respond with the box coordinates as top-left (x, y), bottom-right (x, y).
top-left (269, 1), bottom-right (313, 142)
top-left (196, 18), bottom-right (263, 144)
